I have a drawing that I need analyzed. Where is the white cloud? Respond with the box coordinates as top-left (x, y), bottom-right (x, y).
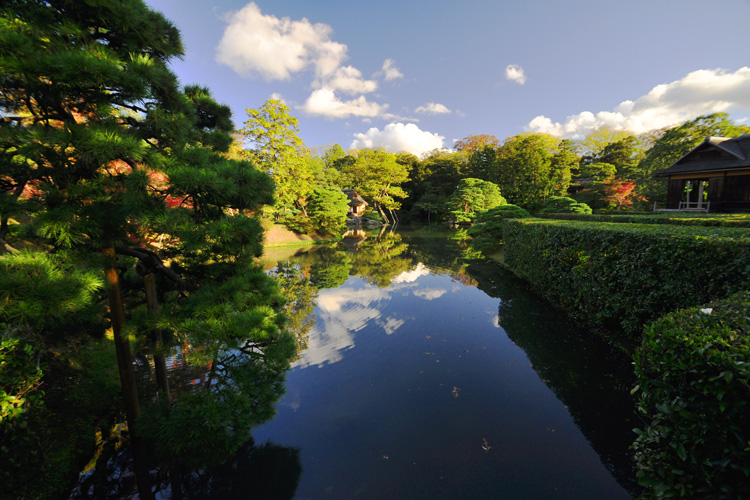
top-left (351, 123), bottom-right (445, 155)
top-left (415, 102), bottom-right (451, 115)
top-left (325, 65), bottom-right (378, 95)
top-left (218, 2), bottom-right (390, 118)
top-left (379, 58), bottom-right (404, 81)
top-left (302, 88), bottom-right (389, 118)
top-left (527, 67), bottom-right (750, 138)
top-left (505, 64), bottom-right (526, 85)
top-left (216, 2), bottom-right (347, 81)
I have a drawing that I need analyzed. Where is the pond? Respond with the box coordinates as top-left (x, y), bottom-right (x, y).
top-left (254, 226), bottom-right (639, 499)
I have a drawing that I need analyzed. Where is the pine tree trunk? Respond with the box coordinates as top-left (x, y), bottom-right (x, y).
top-left (141, 269), bottom-right (170, 399)
top-left (103, 243), bottom-right (155, 500)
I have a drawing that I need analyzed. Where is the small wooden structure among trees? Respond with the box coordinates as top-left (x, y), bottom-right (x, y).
top-left (654, 135), bottom-right (750, 212)
top-left (343, 189), bottom-right (368, 216)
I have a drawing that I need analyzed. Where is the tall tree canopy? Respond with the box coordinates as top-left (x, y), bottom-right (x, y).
top-left (0, 1), bottom-right (293, 497)
top-left (494, 133), bottom-right (569, 206)
top-left (454, 134), bottom-right (500, 153)
top-left (238, 99), bottom-right (313, 220)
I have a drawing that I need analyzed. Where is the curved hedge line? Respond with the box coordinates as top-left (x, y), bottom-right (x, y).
top-left (502, 219), bottom-right (750, 340)
top-left (633, 291), bottom-right (750, 499)
top-left (544, 212), bottom-right (750, 228)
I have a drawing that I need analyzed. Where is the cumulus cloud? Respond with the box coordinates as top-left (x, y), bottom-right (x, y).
top-left (528, 67), bottom-right (750, 138)
top-left (217, 2), bottom-right (346, 81)
top-left (379, 58), bottom-right (404, 81)
top-left (218, 2), bottom-right (391, 118)
top-left (350, 123), bottom-right (445, 156)
top-left (505, 64), bottom-right (526, 85)
top-left (415, 102), bottom-right (451, 115)
top-left (302, 88), bottom-right (389, 118)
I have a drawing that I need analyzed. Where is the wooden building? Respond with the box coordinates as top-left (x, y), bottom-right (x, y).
top-left (654, 135), bottom-right (750, 212)
top-left (342, 189), bottom-right (368, 216)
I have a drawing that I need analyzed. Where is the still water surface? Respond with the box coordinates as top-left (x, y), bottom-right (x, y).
top-left (256, 227), bottom-right (638, 499)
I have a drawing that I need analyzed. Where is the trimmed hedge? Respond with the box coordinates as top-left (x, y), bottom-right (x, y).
top-left (502, 219), bottom-right (750, 340)
top-left (632, 291), bottom-right (750, 499)
top-left (544, 212), bottom-right (750, 228)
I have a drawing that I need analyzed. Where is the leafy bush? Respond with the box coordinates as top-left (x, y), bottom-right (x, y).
top-left (633, 291), bottom-right (750, 499)
top-left (502, 219), bottom-right (750, 341)
top-left (538, 196), bottom-right (592, 215)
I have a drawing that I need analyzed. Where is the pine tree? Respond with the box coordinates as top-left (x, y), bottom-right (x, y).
top-left (1, 1), bottom-right (293, 496)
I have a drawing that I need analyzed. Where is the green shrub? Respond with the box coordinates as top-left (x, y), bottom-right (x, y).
top-left (633, 291), bottom-right (750, 499)
top-left (467, 205), bottom-right (530, 249)
top-left (502, 219), bottom-right (750, 341)
top-left (539, 196), bottom-right (592, 215)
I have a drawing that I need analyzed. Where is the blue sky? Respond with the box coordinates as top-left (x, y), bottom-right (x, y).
top-left (145, 0), bottom-right (750, 156)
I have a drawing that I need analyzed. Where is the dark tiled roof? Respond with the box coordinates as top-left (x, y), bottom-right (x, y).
top-left (654, 135), bottom-right (750, 177)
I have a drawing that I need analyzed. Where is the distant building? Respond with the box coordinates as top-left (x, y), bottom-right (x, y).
top-left (343, 189), bottom-right (368, 216)
top-left (654, 135), bottom-right (750, 212)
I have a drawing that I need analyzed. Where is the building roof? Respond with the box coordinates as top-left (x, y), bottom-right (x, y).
top-left (342, 189), bottom-right (367, 206)
top-left (654, 135), bottom-right (750, 177)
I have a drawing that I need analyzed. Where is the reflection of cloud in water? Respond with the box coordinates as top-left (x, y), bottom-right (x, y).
top-left (317, 286), bottom-right (393, 312)
top-left (296, 263), bottom-right (434, 368)
top-left (413, 288), bottom-right (447, 300)
top-left (392, 262), bottom-right (429, 283)
top-left (380, 316), bottom-right (405, 335)
top-left (295, 304), bottom-right (380, 368)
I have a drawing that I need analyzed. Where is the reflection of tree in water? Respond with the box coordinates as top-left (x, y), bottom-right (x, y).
top-left (308, 246), bottom-right (353, 289)
top-left (465, 259), bottom-right (640, 495)
top-left (270, 262), bottom-right (319, 359)
top-left (349, 232), bottom-right (415, 287)
top-left (180, 438), bottom-right (302, 499)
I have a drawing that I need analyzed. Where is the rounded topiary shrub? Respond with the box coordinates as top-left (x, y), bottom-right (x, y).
top-left (539, 196), bottom-right (592, 215)
top-left (633, 291), bottom-right (750, 499)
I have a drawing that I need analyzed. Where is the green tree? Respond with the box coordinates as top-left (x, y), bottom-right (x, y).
top-left (495, 133), bottom-right (562, 207)
top-left (0, 2), bottom-right (291, 497)
top-left (307, 187), bottom-right (349, 235)
top-left (446, 178), bottom-right (506, 223)
top-left (454, 134), bottom-right (500, 153)
top-left (238, 99), bottom-right (313, 221)
top-left (342, 149), bottom-right (410, 224)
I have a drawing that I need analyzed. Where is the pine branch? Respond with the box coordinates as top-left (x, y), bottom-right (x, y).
top-left (114, 245), bottom-right (188, 289)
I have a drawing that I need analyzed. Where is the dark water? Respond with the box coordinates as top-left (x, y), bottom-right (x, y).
top-left (255, 227), bottom-right (638, 500)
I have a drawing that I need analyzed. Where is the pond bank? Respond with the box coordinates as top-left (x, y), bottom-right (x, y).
top-left (263, 224), bottom-right (338, 248)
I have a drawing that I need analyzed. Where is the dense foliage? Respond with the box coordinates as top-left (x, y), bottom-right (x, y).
top-left (446, 178), bottom-right (506, 223)
top-left (633, 291), bottom-right (750, 499)
top-left (538, 196), bottom-right (592, 215)
top-left (0, 0), bottom-right (295, 497)
top-left (502, 219), bottom-right (750, 341)
top-left (466, 205), bottom-right (530, 250)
